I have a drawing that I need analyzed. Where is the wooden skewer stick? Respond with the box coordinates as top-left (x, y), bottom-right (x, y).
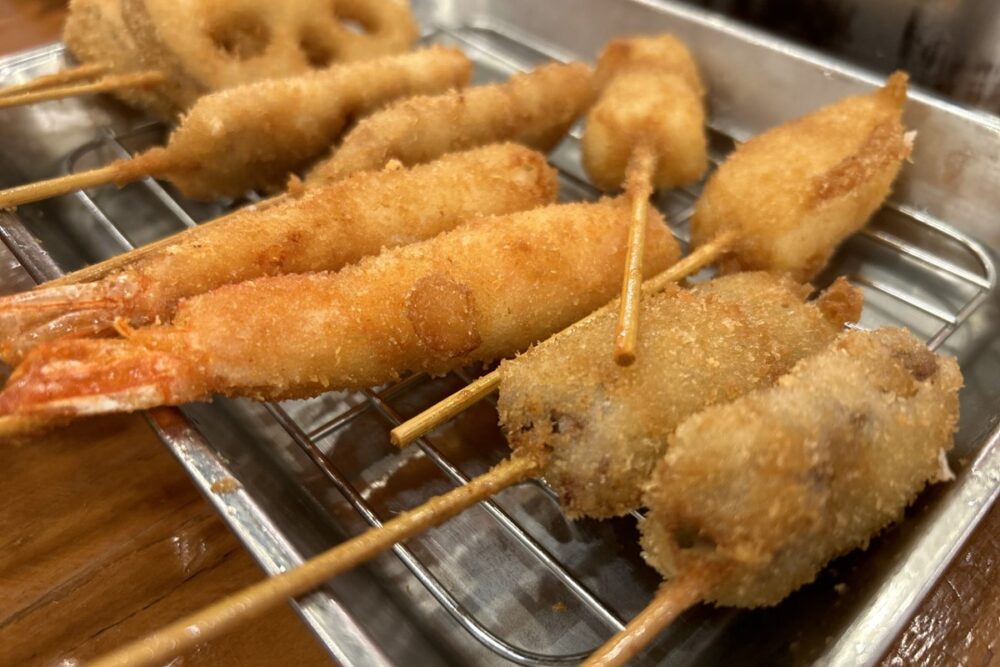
top-left (89, 455), bottom-right (540, 667)
top-left (0, 163), bottom-right (127, 210)
top-left (0, 62), bottom-right (109, 98)
top-left (582, 573), bottom-right (706, 667)
top-left (389, 230), bottom-right (737, 448)
top-left (614, 144), bottom-right (658, 366)
top-left (0, 71), bottom-right (165, 110)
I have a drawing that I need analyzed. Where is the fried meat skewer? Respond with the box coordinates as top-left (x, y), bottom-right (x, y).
top-left (0, 198), bottom-right (679, 434)
top-left (0, 46), bottom-right (471, 207)
top-left (579, 34), bottom-right (708, 364)
top-left (0, 144), bottom-right (557, 364)
top-left (304, 61), bottom-right (596, 184)
top-left (390, 70), bottom-right (911, 446)
top-left (86, 272), bottom-right (860, 667)
top-left (586, 327), bottom-right (961, 666)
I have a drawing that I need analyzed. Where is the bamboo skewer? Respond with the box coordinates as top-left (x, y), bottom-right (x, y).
top-left (0, 163), bottom-right (129, 210)
top-left (0, 62), bottom-right (109, 97)
top-left (0, 71), bottom-right (165, 110)
top-left (389, 231), bottom-right (736, 448)
top-left (89, 455), bottom-right (540, 667)
top-left (582, 574), bottom-right (707, 667)
top-left (613, 144), bottom-right (657, 366)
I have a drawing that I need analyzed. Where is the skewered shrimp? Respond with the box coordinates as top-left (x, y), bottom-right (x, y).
top-left (583, 34), bottom-right (708, 192)
top-left (691, 71), bottom-right (912, 281)
top-left (305, 61), bottom-right (595, 185)
top-left (497, 272), bottom-right (862, 518)
top-left (0, 198), bottom-right (679, 428)
top-left (0, 144), bottom-right (557, 364)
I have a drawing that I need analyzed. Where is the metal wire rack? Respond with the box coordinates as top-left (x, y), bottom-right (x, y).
top-left (3, 21), bottom-right (997, 667)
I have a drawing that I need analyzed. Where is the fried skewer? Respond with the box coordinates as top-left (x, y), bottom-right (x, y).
top-left (0, 46), bottom-right (471, 207)
top-left (304, 61), bottom-right (595, 184)
top-left (390, 70), bottom-right (911, 445)
top-left (87, 272), bottom-right (861, 667)
top-left (586, 327), bottom-right (961, 665)
top-left (0, 144), bottom-right (557, 364)
top-left (0, 198), bottom-right (679, 435)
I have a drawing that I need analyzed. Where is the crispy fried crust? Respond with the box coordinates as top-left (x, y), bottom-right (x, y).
top-left (691, 72), bottom-right (910, 281)
top-left (306, 61), bottom-right (595, 184)
top-left (497, 273), bottom-right (861, 518)
top-left (641, 327), bottom-right (961, 607)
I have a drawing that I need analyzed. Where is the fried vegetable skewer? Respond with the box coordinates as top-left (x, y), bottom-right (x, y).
top-left (305, 61), bottom-right (595, 184)
top-left (0, 46), bottom-right (471, 207)
top-left (87, 272), bottom-right (860, 667)
top-left (0, 198), bottom-right (678, 432)
top-left (0, 144), bottom-right (557, 364)
top-left (390, 70), bottom-right (911, 445)
top-left (586, 327), bottom-right (961, 666)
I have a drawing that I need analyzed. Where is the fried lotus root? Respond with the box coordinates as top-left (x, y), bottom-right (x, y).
top-left (306, 61), bottom-right (595, 184)
top-left (498, 272), bottom-right (862, 518)
top-left (641, 327), bottom-right (961, 607)
top-left (121, 0), bottom-right (418, 111)
top-left (583, 34), bottom-right (708, 191)
top-left (0, 198), bottom-right (679, 424)
top-left (691, 71), bottom-right (912, 281)
top-left (0, 144), bottom-right (557, 364)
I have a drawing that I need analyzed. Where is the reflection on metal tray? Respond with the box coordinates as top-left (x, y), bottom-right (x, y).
top-left (1, 0), bottom-right (999, 665)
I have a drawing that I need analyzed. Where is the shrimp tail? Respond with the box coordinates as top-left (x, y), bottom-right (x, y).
top-left (0, 281), bottom-right (132, 364)
top-left (0, 337), bottom-right (207, 421)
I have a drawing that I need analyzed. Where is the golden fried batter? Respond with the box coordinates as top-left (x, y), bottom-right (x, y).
top-left (306, 61), bottom-right (595, 184)
top-left (583, 34), bottom-right (708, 191)
top-left (641, 327), bottom-right (961, 607)
top-left (0, 144), bottom-right (557, 363)
top-left (113, 46), bottom-right (471, 199)
top-left (0, 198), bottom-right (679, 419)
top-left (497, 273), bottom-right (862, 518)
top-left (691, 72), bottom-right (911, 281)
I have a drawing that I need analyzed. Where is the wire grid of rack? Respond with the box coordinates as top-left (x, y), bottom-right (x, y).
top-left (1, 15), bottom-right (998, 667)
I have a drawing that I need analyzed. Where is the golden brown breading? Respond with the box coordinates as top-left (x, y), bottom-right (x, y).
top-left (641, 327), bottom-right (961, 607)
top-left (0, 144), bottom-right (557, 363)
top-left (112, 46), bottom-right (472, 199)
top-left (582, 34), bottom-right (708, 191)
top-left (0, 198), bottom-right (679, 420)
top-left (497, 273), bottom-right (861, 518)
top-left (691, 72), bottom-right (911, 281)
top-left (305, 61), bottom-right (595, 184)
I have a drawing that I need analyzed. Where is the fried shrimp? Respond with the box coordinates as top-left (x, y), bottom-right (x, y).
top-left (0, 199), bottom-right (679, 426)
top-left (305, 61), bottom-right (595, 184)
top-left (582, 34), bottom-right (708, 191)
top-left (108, 46), bottom-right (471, 199)
top-left (497, 272), bottom-right (862, 518)
top-left (0, 144), bottom-right (557, 364)
top-left (692, 72), bottom-right (911, 281)
top-left (641, 327), bottom-right (961, 608)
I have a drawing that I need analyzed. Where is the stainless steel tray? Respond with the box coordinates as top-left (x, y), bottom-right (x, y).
top-left (2, 1), bottom-right (999, 665)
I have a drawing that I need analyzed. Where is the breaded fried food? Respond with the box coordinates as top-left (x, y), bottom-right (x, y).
top-left (691, 72), bottom-right (911, 281)
top-left (497, 272), bottom-right (862, 518)
top-left (64, 0), bottom-right (182, 118)
top-left (305, 61), bottom-right (595, 184)
top-left (112, 46), bottom-right (471, 199)
top-left (0, 199), bottom-right (679, 425)
top-left (641, 327), bottom-right (961, 607)
top-left (583, 34), bottom-right (708, 191)
top-left (0, 144), bottom-right (557, 363)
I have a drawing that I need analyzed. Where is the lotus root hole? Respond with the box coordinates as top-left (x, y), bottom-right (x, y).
top-left (208, 12), bottom-right (271, 60)
top-left (299, 29), bottom-right (337, 68)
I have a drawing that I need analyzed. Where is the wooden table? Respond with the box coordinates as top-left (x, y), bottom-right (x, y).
top-left (0, 2), bottom-right (997, 666)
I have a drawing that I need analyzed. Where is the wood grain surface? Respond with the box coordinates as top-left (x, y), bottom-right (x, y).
top-left (0, 2), bottom-right (997, 666)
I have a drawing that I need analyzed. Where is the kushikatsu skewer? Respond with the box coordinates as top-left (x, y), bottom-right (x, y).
top-left (579, 35), bottom-right (708, 364)
top-left (585, 327), bottom-right (961, 666)
top-left (87, 271), bottom-right (865, 667)
top-left (0, 143), bottom-right (558, 363)
top-left (391, 70), bottom-right (912, 445)
top-left (0, 46), bottom-right (471, 207)
top-left (0, 71), bottom-right (166, 110)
